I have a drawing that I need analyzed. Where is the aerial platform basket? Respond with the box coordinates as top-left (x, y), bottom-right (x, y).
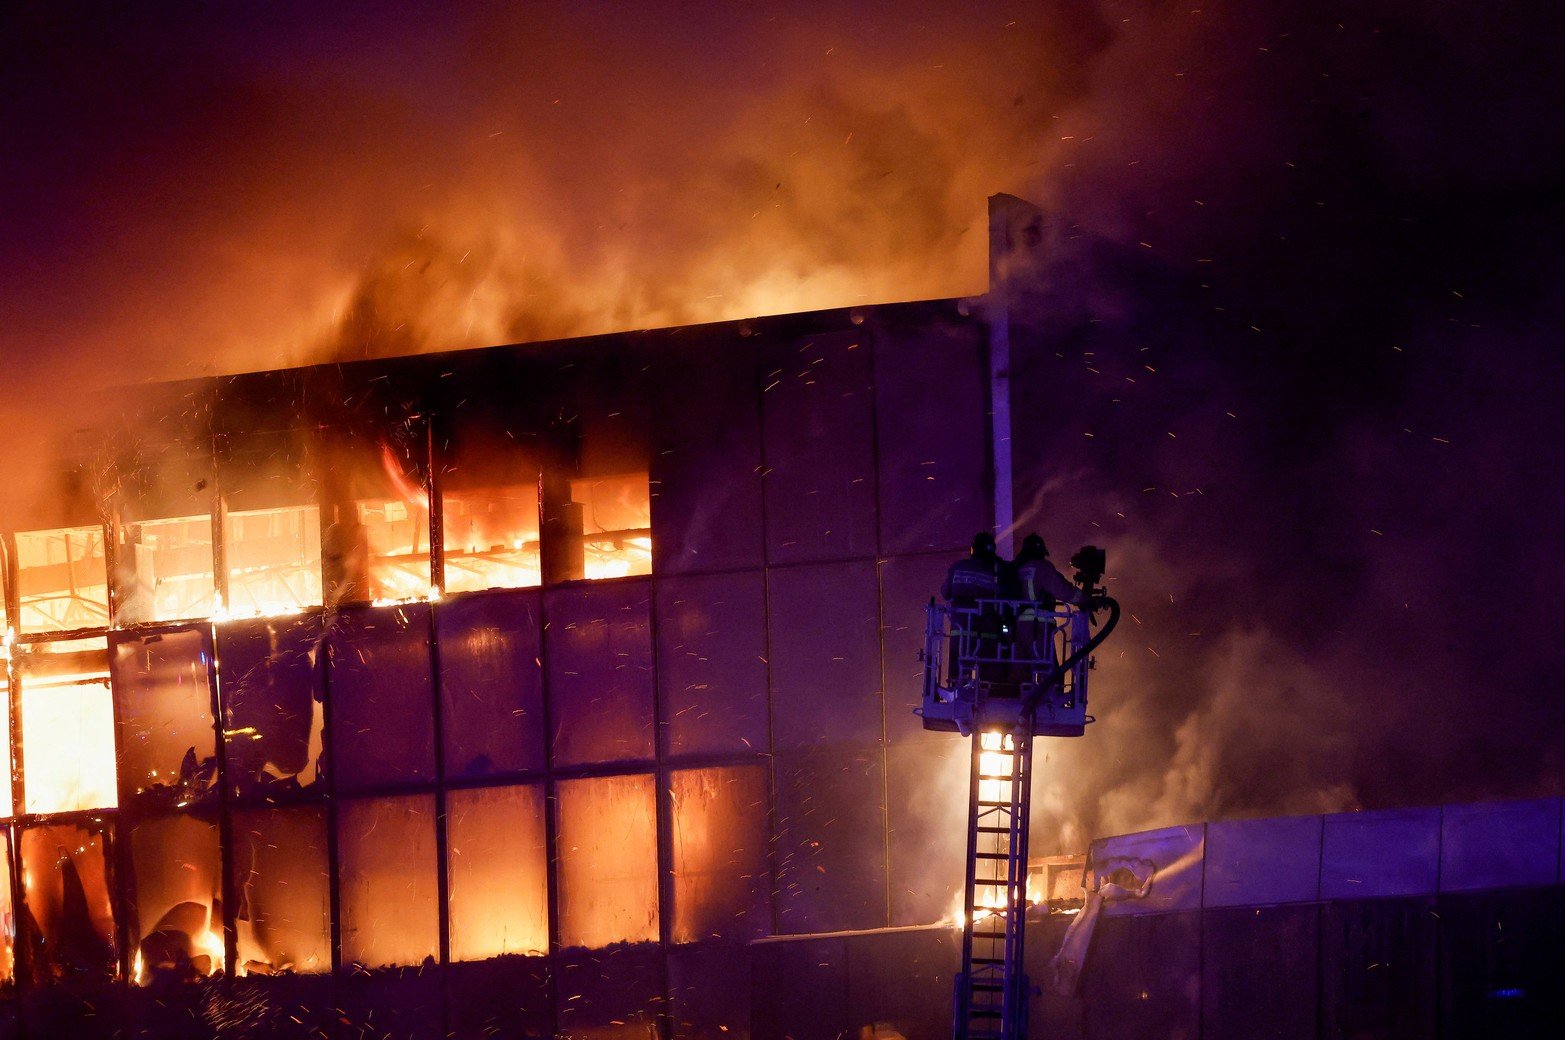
top-left (917, 598), bottom-right (1098, 738)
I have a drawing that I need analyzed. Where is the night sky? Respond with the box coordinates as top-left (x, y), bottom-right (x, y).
top-left (5, 1), bottom-right (1565, 846)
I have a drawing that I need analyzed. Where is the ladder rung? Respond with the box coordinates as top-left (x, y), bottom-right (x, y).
top-left (971, 982), bottom-right (1003, 992)
top-left (971, 957), bottom-right (1004, 965)
top-left (976, 825), bottom-right (1013, 833)
top-left (970, 1009), bottom-right (1003, 1018)
top-left (974, 851), bottom-right (1015, 859)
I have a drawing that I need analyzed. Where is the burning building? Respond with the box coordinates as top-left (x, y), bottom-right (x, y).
top-left (0, 254), bottom-right (1007, 1037)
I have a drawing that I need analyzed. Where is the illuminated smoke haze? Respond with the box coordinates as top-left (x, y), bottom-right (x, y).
top-left (6, 0), bottom-right (1565, 851)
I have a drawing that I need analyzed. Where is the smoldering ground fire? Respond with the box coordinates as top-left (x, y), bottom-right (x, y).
top-left (5, 0), bottom-right (1565, 1036)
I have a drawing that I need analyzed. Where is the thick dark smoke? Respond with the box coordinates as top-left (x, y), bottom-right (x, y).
top-left (1007, 0), bottom-right (1565, 848)
top-left (4, 2), bottom-right (1564, 848)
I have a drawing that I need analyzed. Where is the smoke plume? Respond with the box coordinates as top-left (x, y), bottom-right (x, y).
top-left (5, 2), bottom-right (1565, 848)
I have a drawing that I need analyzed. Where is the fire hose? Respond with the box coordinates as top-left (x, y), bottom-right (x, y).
top-left (1022, 595), bottom-right (1120, 714)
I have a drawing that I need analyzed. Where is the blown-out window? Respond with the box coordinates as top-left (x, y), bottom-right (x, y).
top-left (114, 515), bottom-right (217, 624)
top-left (13, 525), bottom-right (110, 633)
top-left (570, 474), bottom-right (651, 579)
top-left (219, 429), bottom-right (323, 618)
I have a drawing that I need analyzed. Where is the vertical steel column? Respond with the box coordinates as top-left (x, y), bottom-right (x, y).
top-left (648, 579), bottom-right (673, 1040)
top-left (424, 419), bottom-right (453, 1037)
top-left (537, 589), bottom-right (564, 1036)
top-left (865, 327), bottom-right (893, 930)
top-left (754, 349), bottom-right (782, 940)
top-left (208, 621), bottom-right (239, 983)
top-left (321, 623), bottom-right (343, 977)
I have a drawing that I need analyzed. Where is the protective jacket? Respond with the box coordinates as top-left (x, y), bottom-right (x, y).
top-left (941, 554), bottom-right (1019, 604)
top-left (1016, 557), bottom-right (1087, 609)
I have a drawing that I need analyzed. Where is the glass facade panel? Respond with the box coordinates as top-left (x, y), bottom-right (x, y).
top-left (556, 774), bottom-right (659, 949)
top-left (219, 614), bottom-right (325, 801)
top-left (326, 605), bottom-right (435, 792)
top-left (0, 831), bottom-right (13, 984)
top-left (110, 627), bottom-right (217, 809)
top-left (128, 814), bottom-right (223, 984)
top-left (446, 785), bottom-right (549, 961)
top-left (546, 582), bottom-right (654, 767)
top-left (337, 794), bottom-right (439, 969)
top-left (18, 638), bottom-right (116, 814)
top-left (760, 330), bottom-right (878, 565)
top-left (14, 525), bottom-right (110, 634)
top-left (671, 765), bottom-right (770, 943)
top-left (655, 571), bottom-right (768, 759)
top-left (873, 324), bottom-right (988, 555)
top-left (437, 590), bottom-right (545, 779)
top-left (878, 554), bottom-right (957, 746)
top-left (556, 944), bottom-right (664, 1039)
top-left (774, 748), bottom-right (887, 935)
top-left (767, 560), bottom-right (883, 751)
top-left (19, 821), bottom-right (118, 982)
top-left (647, 340), bottom-right (764, 575)
top-left (231, 806), bottom-right (331, 975)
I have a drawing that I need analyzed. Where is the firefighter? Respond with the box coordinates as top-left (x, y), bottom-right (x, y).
top-left (941, 532), bottom-right (1018, 685)
top-left (1012, 533), bottom-right (1087, 673)
top-left (941, 531), bottom-right (1017, 602)
top-left (1013, 533), bottom-right (1087, 610)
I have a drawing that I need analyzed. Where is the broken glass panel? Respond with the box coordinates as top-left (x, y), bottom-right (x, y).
top-left (446, 785), bottom-right (549, 961)
top-left (326, 604), bottom-right (435, 792)
top-left (18, 821), bottom-right (118, 982)
top-left (437, 590), bottom-right (545, 779)
top-left (336, 794), bottom-right (439, 968)
top-left (556, 774), bottom-right (659, 949)
top-left (17, 638), bottom-right (117, 814)
top-left (110, 627), bottom-right (217, 810)
top-left (127, 814), bottom-right (223, 984)
top-left (546, 582), bottom-right (654, 767)
top-left (14, 525), bottom-right (110, 634)
top-left (671, 765), bottom-right (770, 943)
top-left (230, 806), bottom-right (331, 975)
top-left (218, 614), bottom-right (325, 802)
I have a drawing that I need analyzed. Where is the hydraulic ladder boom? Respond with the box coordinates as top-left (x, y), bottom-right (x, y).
top-left (920, 546), bottom-right (1120, 1040)
top-left (955, 727), bottom-right (1034, 1039)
